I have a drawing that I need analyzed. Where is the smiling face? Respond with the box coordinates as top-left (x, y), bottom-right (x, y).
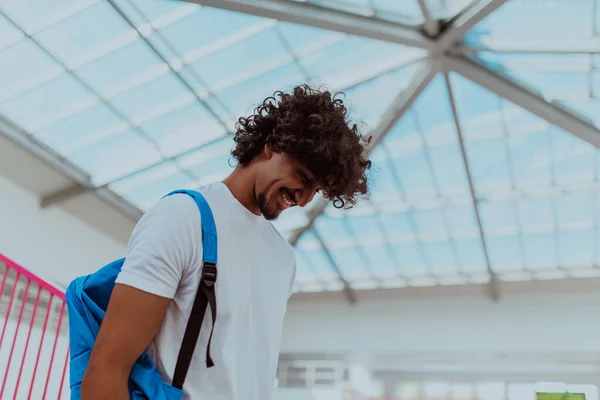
top-left (254, 146), bottom-right (320, 221)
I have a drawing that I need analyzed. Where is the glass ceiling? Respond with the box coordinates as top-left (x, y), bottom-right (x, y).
top-left (2, 0), bottom-right (600, 294)
top-left (464, 0), bottom-right (600, 125)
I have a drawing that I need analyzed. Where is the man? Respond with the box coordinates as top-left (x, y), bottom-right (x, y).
top-left (81, 85), bottom-right (371, 399)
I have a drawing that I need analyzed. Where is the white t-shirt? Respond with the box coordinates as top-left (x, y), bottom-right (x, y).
top-left (115, 182), bottom-right (296, 400)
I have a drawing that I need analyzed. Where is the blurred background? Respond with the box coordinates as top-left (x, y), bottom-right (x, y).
top-left (1, 0), bottom-right (600, 399)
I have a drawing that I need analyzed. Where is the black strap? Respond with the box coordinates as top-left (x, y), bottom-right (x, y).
top-left (172, 262), bottom-right (217, 389)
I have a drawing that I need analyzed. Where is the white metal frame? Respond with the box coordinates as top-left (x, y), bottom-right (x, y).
top-left (444, 54), bottom-right (600, 147)
top-left (416, 0), bottom-right (439, 37)
top-left (2, 0), bottom-right (600, 300)
top-left (454, 36), bottom-right (600, 54)
top-left (443, 71), bottom-right (499, 301)
top-left (183, 0), bottom-right (436, 49)
top-left (436, 0), bottom-right (509, 50)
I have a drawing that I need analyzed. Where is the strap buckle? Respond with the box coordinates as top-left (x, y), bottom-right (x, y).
top-left (202, 262), bottom-right (217, 287)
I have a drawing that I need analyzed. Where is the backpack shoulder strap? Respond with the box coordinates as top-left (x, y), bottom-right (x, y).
top-left (162, 190), bottom-right (218, 390)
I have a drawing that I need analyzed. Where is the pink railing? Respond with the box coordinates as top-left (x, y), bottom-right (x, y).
top-left (0, 254), bottom-right (69, 400)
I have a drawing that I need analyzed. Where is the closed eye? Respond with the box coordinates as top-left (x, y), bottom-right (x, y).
top-left (297, 168), bottom-right (314, 185)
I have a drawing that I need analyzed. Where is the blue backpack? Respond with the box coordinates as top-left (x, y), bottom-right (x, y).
top-left (66, 190), bottom-right (218, 399)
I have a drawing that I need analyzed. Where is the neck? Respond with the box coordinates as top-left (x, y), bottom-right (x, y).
top-left (222, 166), bottom-right (261, 216)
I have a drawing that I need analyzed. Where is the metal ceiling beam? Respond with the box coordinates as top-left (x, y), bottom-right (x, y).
top-left (417, 0), bottom-right (440, 37)
top-left (107, 0), bottom-right (234, 138)
top-left (370, 64), bottom-right (437, 150)
top-left (39, 0), bottom-right (431, 211)
top-left (454, 37), bottom-right (600, 54)
top-left (0, 114), bottom-right (143, 222)
top-left (40, 56), bottom-right (426, 209)
top-left (289, 63), bottom-right (438, 246)
top-left (444, 54), bottom-right (600, 148)
top-left (38, 133), bottom-right (226, 209)
top-left (40, 184), bottom-right (88, 209)
top-left (182, 0), bottom-right (435, 49)
top-left (443, 72), bottom-right (499, 302)
top-left (437, 0), bottom-right (508, 51)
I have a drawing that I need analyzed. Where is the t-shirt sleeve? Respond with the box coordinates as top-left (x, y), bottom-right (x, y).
top-left (115, 194), bottom-right (202, 299)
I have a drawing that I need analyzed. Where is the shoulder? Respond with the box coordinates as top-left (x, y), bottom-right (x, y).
top-left (117, 192), bottom-right (205, 298)
top-left (150, 192), bottom-right (200, 217)
top-left (134, 192), bottom-right (204, 259)
top-left (143, 192), bottom-right (207, 231)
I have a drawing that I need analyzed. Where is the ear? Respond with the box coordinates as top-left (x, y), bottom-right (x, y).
top-left (263, 144), bottom-right (274, 160)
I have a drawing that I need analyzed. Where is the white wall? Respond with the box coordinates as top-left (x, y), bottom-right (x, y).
top-left (283, 282), bottom-right (600, 354)
top-left (0, 176), bottom-right (126, 287)
top-left (282, 280), bottom-right (600, 381)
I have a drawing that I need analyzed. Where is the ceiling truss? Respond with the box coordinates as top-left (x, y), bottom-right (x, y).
top-left (183, 0), bottom-right (436, 49)
top-left (2, 0), bottom-right (599, 301)
top-left (454, 36), bottom-right (600, 54)
top-left (443, 71), bottom-right (499, 301)
top-left (436, 0), bottom-right (508, 51)
top-left (443, 54), bottom-right (600, 147)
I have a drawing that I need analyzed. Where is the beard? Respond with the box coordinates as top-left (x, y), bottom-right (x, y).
top-left (256, 192), bottom-right (280, 221)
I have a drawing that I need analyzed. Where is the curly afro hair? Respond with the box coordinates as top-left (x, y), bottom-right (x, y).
top-left (232, 84), bottom-right (372, 209)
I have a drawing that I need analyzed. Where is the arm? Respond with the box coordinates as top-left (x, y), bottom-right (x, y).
top-left (81, 194), bottom-right (201, 399)
top-left (81, 285), bottom-right (171, 399)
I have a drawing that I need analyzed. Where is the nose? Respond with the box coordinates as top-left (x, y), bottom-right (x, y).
top-left (295, 186), bottom-right (317, 207)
